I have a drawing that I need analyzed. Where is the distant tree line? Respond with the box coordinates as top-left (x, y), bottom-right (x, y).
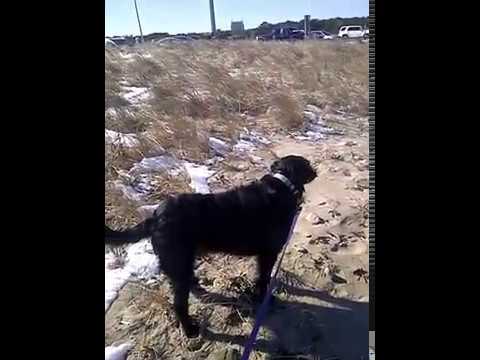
top-left (253, 17), bottom-right (368, 36)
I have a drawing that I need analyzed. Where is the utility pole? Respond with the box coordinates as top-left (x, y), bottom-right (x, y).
top-left (304, 15), bottom-right (311, 39)
top-left (209, 0), bottom-right (216, 36)
top-left (134, 0), bottom-right (144, 43)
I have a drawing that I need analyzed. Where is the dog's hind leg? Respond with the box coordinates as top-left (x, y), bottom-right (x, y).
top-left (159, 246), bottom-right (199, 338)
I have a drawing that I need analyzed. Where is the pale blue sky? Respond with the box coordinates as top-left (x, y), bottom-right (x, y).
top-left (106, 0), bottom-right (368, 36)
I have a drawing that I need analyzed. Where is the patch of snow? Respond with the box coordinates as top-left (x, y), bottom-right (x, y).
top-left (249, 154), bottom-right (264, 164)
top-left (184, 162), bottom-right (215, 194)
top-left (294, 135), bottom-right (314, 141)
top-left (234, 139), bottom-right (256, 153)
top-left (113, 181), bottom-right (144, 202)
top-left (205, 156), bottom-right (224, 166)
top-left (137, 204), bottom-right (158, 219)
top-left (228, 69), bottom-right (241, 78)
top-left (309, 124), bottom-right (342, 135)
top-left (298, 106), bottom-right (344, 141)
top-left (240, 129), bottom-right (271, 145)
top-left (125, 241), bottom-right (159, 278)
top-left (122, 86), bottom-right (151, 104)
top-left (105, 107), bottom-right (118, 118)
top-left (304, 131), bottom-right (327, 141)
top-left (105, 240), bottom-right (158, 312)
top-left (130, 155), bottom-right (183, 176)
top-left (303, 110), bottom-right (324, 124)
top-left (233, 128), bottom-right (270, 153)
top-left (105, 129), bottom-right (140, 148)
top-left (209, 137), bottom-right (231, 156)
top-left (105, 342), bottom-right (133, 360)
top-left (305, 104), bottom-right (323, 114)
top-left (114, 155), bottom-right (185, 203)
top-left (130, 173), bottom-right (156, 195)
top-left (119, 53), bottom-right (137, 61)
top-left (105, 256), bottom-right (131, 312)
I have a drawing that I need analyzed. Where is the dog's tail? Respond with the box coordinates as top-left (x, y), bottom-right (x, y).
top-left (105, 218), bottom-right (154, 245)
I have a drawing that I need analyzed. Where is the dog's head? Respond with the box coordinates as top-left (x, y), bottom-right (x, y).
top-left (270, 155), bottom-right (317, 188)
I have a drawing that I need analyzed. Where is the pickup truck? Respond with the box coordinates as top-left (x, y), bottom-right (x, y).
top-left (256, 27), bottom-right (304, 41)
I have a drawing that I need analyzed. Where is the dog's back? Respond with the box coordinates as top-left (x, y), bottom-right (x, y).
top-left (153, 175), bottom-right (297, 256)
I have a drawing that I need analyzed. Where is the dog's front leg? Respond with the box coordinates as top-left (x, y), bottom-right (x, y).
top-left (254, 253), bottom-right (278, 303)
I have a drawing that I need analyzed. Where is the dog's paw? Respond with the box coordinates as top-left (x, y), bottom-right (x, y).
top-left (184, 321), bottom-right (200, 338)
top-left (191, 282), bottom-right (208, 298)
top-left (251, 293), bottom-right (280, 311)
top-left (190, 279), bottom-right (208, 297)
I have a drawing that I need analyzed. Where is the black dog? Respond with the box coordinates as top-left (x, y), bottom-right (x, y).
top-left (105, 155), bottom-right (317, 338)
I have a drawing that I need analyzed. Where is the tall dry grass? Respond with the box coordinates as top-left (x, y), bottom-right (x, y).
top-left (106, 40), bottom-right (367, 136)
top-left (105, 40), bottom-right (368, 219)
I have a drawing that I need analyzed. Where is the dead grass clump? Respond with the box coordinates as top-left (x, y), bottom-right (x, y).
top-left (201, 114), bottom-right (244, 142)
top-left (278, 41), bottom-right (368, 116)
top-left (105, 183), bottom-right (142, 228)
top-left (105, 108), bottom-right (151, 133)
top-left (269, 92), bottom-right (304, 130)
top-left (105, 51), bottom-right (128, 110)
top-left (193, 61), bottom-right (268, 117)
top-left (145, 173), bottom-right (191, 203)
top-left (150, 77), bottom-right (212, 119)
top-left (150, 83), bottom-right (184, 116)
top-left (105, 79), bottom-right (128, 110)
top-left (146, 116), bottom-right (209, 162)
top-left (127, 56), bottom-right (164, 87)
top-left (105, 141), bottom-right (145, 179)
top-left (183, 90), bottom-right (214, 118)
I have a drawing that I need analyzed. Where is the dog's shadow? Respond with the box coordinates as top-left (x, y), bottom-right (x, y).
top-left (192, 273), bottom-right (368, 360)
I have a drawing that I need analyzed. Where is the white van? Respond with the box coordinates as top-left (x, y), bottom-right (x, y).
top-left (338, 25), bottom-right (365, 38)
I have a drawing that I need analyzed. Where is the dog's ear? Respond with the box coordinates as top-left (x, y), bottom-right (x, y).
top-left (270, 159), bottom-right (281, 173)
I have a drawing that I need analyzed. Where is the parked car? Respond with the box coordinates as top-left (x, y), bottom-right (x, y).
top-left (272, 27), bottom-right (294, 40)
top-left (338, 25), bottom-right (365, 38)
top-left (256, 27), bottom-right (306, 41)
top-left (290, 29), bottom-right (305, 40)
top-left (256, 34), bottom-right (271, 41)
top-left (311, 30), bottom-right (334, 40)
top-left (156, 35), bottom-right (194, 45)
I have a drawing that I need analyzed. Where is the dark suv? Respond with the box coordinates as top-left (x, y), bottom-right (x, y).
top-left (257, 27), bottom-right (304, 41)
top-left (272, 27), bottom-right (304, 40)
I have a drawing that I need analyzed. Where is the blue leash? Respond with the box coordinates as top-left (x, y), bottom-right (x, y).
top-left (240, 208), bottom-right (302, 360)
